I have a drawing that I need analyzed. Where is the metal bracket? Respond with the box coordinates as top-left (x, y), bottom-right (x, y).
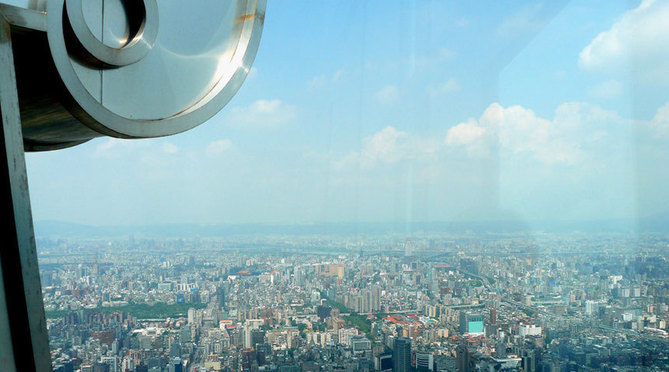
top-left (0, 11), bottom-right (51, 372)
top-left (0, 4), bottom-right (46, 31)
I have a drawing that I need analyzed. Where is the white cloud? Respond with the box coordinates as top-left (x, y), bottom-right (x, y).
top-left (648, 102), bottom-right (669, 138)
top-left (445, 119), bottom-right (488, 157)
top-left (429, 78), bottom-right (461, 96)
top-left (307, 69), bottom-right (346, 91)
top-left (412, 48), bottom-right (456, 70)
top-left (225, 99), bottom-right (297, 128)
top-left (455, 17), bottom-right (469, 28)
top-left (587, 80), bottom-right (624, 100)
top-left (361, 126), bottom-right (408, 165)
top-left (307, 75), bottom-right (329, 90)
top-left (497, 3), bottom-right (550, 38)
top-left (95, 138), bottom-right (120, 153)
top-left (206, 139), bottom-right (233, 156)
top-left (374, 85), bottom-right (400, 104)
top-left (162, 142), bottom-right (179, 154)
top-left (579, 0), bottom-right (669, 83)
top-left (446, 120), bottom-right (484, 145)
top-left (335, 101), bottom-right (634, 172)
top-left (445, 102), bottom-right (627, 165)
top-left (94, 138), bottom-right (151, 158)
top-left (320, 100), bottom-right (654, 223)
top-left (335, 126), bottom-right (439, 170)
top-left (332, 69), bottom-right (345, 82)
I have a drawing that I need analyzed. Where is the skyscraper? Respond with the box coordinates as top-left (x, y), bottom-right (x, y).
top-left (317, 305), bottom-right (332, 321)
top-left (251, 329), bottom-right (266, 347)
top-left (168, 357), bottom-right (183, 372)
top-left (393, 337), bottom-right (411, 372)
top-left (217, 285), bottom-right (226, 309)
top-left (404, 239), bottom-right (414, 257)
top-left (459, 312), bottom-right (484, 335)
top-left (415, 351), bottom-right (433, 371)
top-left (456, 344), bottom-right (471, 372)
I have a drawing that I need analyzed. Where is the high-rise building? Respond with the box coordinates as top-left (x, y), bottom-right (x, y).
top-left (256, 343), bottom-right (272, 365)
top-left (317, 305), bottom-right (332, 321)
top-left (351, 336), bottom-right (372, 355)
top-left (358, 357), bottom-right (372, 372)
top-left (518, 325), bottom-right (541, 337)
top-left (459, 312), bottom-right (484, 335)
top-left (168, 357), bottom-right (183, 372)
top-left (217, 285), bottom-right (226, 309)
top-left (404, 239), bottom-right (414, 257)
top-left (251, 329), bottom-right (266, 346)
top-left (99, 357), bottom-right (117, 372)
top-left (188, 308), bottom-right (195, 324)
top-left (415, 351), bottom-right (433, 371)
top-left (244, 326), bottom-right (253, 348)
top-left (169, 339), bottom-right (181, 358)
top-left (92, 362), bottom-right (109, 372)
top-left (520, 348), bottom-right (538, 372)
top-left (376, 353), bottom-right (393, 372)
top-left (495, 341), bottom-right (508, 358)
top-left (585, 300), bottom-right (599, 316)
top-left (393, 337), bottom-right (411, 372)
top-left (371, 286), bottom-right (381, 313)
top-left (456, 345), bottom-right (471, 372)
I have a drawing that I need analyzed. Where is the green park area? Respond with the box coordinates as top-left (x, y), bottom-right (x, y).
top-left (45, 302), bottom-right (207, 320)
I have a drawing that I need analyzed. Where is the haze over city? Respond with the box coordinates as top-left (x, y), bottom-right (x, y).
top-left (5, 0), bottom-right (668, 371)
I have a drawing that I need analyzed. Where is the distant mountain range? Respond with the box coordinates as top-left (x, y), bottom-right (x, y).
top-left (33, 215), bottom-right (669, 239)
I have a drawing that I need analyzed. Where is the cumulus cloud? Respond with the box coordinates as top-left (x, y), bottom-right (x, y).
top-left (445, 102), bottom-right (626, 165)
top-left (648, 102), bottom-right (669, 138)
top-left (446, 119), bottom-right (488, 156)
top-left (225, 99), bottom-right (297, 128)
top-left (307, 69), bottom-right (345, 91)
top-left (361, 126), bottom-right (409, 165)
top-left (579, 0), bottom-right (669, 83)
top-left (497, 3), bottom-right (550, 38)
top-left (94, 138), bottom-right (151, 158)
top-left (587, 80), bottom-right (624, 100)
top-left (374, 85), bottom-right (400, 104)
top-left (333, 101), bottom-right (639, 173)
top-left (428, 78), bottom-right (461, 96)
top-left (162, 142), bottom-right (179, 154)
top-left (446, 120), bottom-right (485, 145)
top-left (411, 48), bottom-right (456, 70)
top-left (307, 75), bottom-right (329, 90)
top-left (455, 17), bottom-right (469, 28)
top-left (206, 139), bottom-right (233, 156)
top-left (336, 126), bottom-right (439, 170)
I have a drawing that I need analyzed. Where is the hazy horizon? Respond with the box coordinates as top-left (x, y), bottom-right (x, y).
top-left (33, 216), bottom-right (669, 239)
top-left (8, 2), bottom-right (669, 371)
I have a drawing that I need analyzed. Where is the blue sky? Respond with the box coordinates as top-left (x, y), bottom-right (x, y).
top-left (25, 0), bottom-right (669, 227)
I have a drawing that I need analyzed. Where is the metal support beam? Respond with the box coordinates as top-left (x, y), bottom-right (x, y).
top-left (0, 4), bottom-right (46, 31)
top-left (0, 16), bottom-right (51, 372)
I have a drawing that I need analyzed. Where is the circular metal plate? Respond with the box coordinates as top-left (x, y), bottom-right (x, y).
top-left (46, 0), bottom-right (266, 139)
top-left (65, 0), bottom-right (159, 66)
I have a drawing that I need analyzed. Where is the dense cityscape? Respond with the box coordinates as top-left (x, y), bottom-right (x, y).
top-left (36, 231), bottom-right (669, 372)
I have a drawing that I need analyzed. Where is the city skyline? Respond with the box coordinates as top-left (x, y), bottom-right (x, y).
top-left (42, 231), bottom-right (669, 371)
top-left (2, 1), bottom-right (667, 371)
